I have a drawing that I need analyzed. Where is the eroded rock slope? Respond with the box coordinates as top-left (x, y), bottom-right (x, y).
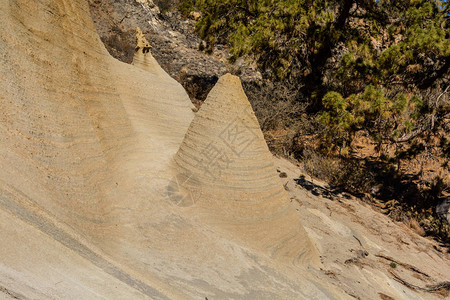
top-left (0, 1), bottom-right (343, 299)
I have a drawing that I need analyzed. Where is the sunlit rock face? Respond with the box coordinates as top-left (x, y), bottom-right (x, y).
top-left (174, 73), bottom-right (319, 266)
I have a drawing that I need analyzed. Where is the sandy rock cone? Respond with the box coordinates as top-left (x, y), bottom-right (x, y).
top-left (174, 73), bottom-right (320, 266)
top-left (132, 27), bottom-right (165, 77)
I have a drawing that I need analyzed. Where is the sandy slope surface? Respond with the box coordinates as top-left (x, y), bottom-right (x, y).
top-left (275, 157), bottom-right (450, 299)
top-left (0, 0), bottom-right (448, 299)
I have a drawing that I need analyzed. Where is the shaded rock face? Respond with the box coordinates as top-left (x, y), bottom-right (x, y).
top-left (88, 0), bottom-right (228, 103)
top-left (437, 197), bottom-right (450, 223)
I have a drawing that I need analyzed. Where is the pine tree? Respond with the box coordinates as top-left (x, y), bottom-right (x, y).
top-left (181, 0), bottom-right (448, 160)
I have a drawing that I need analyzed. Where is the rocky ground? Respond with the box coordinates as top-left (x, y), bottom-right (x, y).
top-left (89, 0), bottom-right (248, 105)
top-left (276, 157), bottom-right (450, 299)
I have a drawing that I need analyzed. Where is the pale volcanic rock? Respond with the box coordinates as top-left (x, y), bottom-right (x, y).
top-left (0, 0), bottom-right (339, 299)
top-left (173, 73), bottom-right (320, 266)
top-left (132, 27), bottom-right (166, 77)
top-left (2, 1), bottom-right (448, 299)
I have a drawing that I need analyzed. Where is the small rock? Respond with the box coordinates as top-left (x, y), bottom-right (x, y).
top-left (189, 11), bottom-right (201, 21)
top-left (409, 218), bottom-right (425, 236)
top-left (378, 293), bottom-right (395, 300)
top-left (345, 257), bottom-right (360, 264)
top-left (356, 250), bottom-right (369, 258)
top-left (279, 172), bottom-right (287, 178)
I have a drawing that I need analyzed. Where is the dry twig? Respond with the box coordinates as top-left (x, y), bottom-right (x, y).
top-left (376, 253), bottom-right (429, 277)
top-left (389, 270), bottom-right (450, 293)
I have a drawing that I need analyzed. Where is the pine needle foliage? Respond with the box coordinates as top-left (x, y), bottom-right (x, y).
top-left (180, 0), bottom-right (449, 161)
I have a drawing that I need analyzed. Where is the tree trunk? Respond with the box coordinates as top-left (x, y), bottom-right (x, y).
top-left (302, 0), bottom-right (355, 111)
